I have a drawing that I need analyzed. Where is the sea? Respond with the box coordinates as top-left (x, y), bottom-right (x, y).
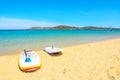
top-left (0, 30), bottom-right (120, 55)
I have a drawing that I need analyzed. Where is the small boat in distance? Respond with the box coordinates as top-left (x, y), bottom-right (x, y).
top-left (44, 46), bottom-right (62, 54)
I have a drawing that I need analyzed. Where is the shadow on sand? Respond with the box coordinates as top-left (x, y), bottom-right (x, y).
top-left (45, 51), bottom-right (62, 57)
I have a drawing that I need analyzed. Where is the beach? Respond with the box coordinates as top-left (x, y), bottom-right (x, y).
top-left (0, 38), bottom-right (120, 80)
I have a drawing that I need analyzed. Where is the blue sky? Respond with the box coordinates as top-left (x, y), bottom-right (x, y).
top-left (0, 0), bottom-right (120, 29)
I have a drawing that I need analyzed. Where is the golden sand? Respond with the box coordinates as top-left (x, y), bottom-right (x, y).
top-left (0, 38), bottom-right (120, 80)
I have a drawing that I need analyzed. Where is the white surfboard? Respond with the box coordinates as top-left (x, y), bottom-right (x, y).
top-left (18, 50), bottom-right (42, 71)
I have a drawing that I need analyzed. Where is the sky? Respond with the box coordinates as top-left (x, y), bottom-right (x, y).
top-left (0, 0), bottom-right (120, 29)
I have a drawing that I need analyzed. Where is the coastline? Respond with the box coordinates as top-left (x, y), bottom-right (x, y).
top-left (0, 38), bottom-right (120, 80)
top-left (1, 36), bottom-right (120, 56)
top-left (1, 30), bottom-right (120, 56)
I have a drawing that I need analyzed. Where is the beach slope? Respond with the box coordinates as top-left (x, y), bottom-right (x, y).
top-left (0, 38), bottom-right (120, 80)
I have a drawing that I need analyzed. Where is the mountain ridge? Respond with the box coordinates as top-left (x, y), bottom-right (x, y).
top-left (28, 25), bottom-right (120, 30)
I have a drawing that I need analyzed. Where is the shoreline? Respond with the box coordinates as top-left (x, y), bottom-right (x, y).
top-left (1, 37), bottom-right (120, 56)
top-left (1, 29), bottom-right (120, 56)
top-left (0, 38), bottom-right (120, 80)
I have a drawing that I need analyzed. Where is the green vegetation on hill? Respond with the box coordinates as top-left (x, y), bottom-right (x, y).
top-left (29, 25), bottom-right (120, 30)
top-left (51, 25), bottom-right (80, 30)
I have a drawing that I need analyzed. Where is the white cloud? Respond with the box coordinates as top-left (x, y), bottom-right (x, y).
top-left (0, 18), bottom-right (59, 29)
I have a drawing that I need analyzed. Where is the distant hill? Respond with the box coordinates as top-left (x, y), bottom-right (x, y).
top-left (79, 26), bottom-right (119, 30)
top-left (49, 25), bottom-right (80, 30)
top-left (29, 25), bottom-right (120, 30)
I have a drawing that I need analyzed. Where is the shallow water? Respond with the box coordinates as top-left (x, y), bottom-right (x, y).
top-left (0, 30), bottom-right (120, 55)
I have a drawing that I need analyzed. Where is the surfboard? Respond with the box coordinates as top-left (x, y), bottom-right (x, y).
top-left (18, 50), bottom-right (42, 72)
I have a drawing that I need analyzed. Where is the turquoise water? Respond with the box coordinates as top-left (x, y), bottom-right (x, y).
top-left (0, 30), bottom-right (120, 55)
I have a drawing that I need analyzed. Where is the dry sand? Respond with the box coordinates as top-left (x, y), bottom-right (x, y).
top-left (0, 38), bottom-right (120, 80)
